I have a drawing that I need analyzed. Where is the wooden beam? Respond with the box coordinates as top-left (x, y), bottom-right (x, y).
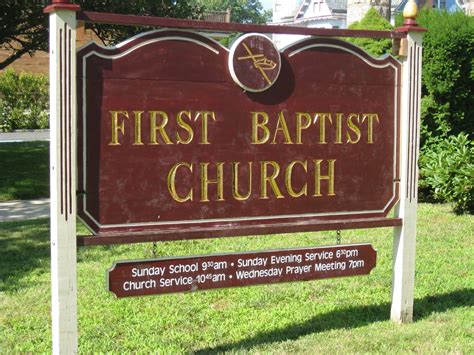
top-left (76, 11), bottom-right (406, 39)
top-left (78, 218), bottom-right (403, 246)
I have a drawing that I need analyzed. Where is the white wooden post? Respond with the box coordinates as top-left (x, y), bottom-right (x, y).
top-left (391, 1), bottom-right (424, 323)
top-left (46, 0), bottom-right (80, 352)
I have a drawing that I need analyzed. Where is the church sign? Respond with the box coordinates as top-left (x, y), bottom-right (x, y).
top-left (77, 32), bottom-right (400, 238)
top-left (46, 0), bottom-right (425, 350)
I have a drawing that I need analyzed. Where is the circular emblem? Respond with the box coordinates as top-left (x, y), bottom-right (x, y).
top-left (228, 33), bottom-right (281, 92)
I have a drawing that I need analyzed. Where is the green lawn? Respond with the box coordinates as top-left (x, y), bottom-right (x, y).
top-left (0, 203), bottom-right (472, 352)
top-left (0, 141), bottom-right (49, 201)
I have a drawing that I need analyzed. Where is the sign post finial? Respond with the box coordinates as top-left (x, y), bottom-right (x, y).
top-left (403, 0), bottom-right (419, 26)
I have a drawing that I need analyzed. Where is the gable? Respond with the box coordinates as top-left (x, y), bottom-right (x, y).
top-left (295, 0), bottom-right (347, 20)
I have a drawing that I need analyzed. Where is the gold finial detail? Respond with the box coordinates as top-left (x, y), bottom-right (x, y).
top-left (403, 0), bottom-right (418, 20)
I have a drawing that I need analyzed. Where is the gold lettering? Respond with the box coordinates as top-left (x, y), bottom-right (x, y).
top-left (335, 113), bottom-right (343, 144)
top-left (167, 162), bottom-right (193, 202)
top-left (313, 159), bottom-right (336, 197)
top-left (132, 111), bottom-right (144, 145)
top-left (251, 111), bottom-right (270, 144)
top-left (200, 162), bottom-right (224, 202)
top-left (362, 113), bottom-right (380, 144)
top-left (176, 110), bottom-right (194, 144)
top-left (150, 111), bottom-right (173, 145)
top-left (295, 112), bottom-right (312, 144)
top-left (109, 110), bottom-right (129, 145)
top-left (271, 111), bottom-right (293, 144)
top-left (314, 113), bottom-right (332, 144)
top-left (194, 111), bottom-right (216, 144)
top-left (232, 162), bottom-right (252, 201)
top-left (260, 161), bottom-right (284, 199)
top-left (346, 113), bottom-right (361, 144)
top-left (285, 160), bottom-right (308, 198)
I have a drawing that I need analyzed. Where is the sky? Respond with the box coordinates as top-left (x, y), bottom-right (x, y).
top-left (261, 0), bottom-right (273, 11)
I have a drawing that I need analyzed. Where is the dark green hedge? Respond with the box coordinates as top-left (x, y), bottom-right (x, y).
top-left (0, 69), bottom-right (49, 132)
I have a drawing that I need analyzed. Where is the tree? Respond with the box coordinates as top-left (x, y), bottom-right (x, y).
top-left (347, 0), bottom-right (391, 26)
top-left (0, 0), bottom-right (204, 70)
top-left (193, 0), bottom-right (271, 24)
top-left (0, 1), bottom-right (48, 70)
top-left (347, 7), bottom-right (393, 57)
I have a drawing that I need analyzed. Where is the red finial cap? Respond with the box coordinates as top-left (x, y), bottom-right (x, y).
top-left (44, 0), bottom-right (80, 13)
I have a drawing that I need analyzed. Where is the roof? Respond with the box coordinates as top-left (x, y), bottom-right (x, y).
top-left (392, 0), bottom-right (408, 12)
top-left (326, 0), bottom-right (347, 12)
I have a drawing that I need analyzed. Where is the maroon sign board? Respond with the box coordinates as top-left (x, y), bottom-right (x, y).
top-left (108, 243), bottom-right (376, 297)
top-left (77, 31), bottom-right (400, 240)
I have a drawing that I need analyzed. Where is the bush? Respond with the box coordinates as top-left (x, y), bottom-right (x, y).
top-left (420, 133), bottom-right (474, 214)
top-left (347, 7), bottom-right (394, 57)
top-left (0, 69), bottom-right (49, 132)
top-left (417, 10), bottom-right (474, 143)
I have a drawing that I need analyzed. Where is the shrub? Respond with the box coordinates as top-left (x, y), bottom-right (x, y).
top-left (417, 10), bottom-right (474, 143)
top-left (347, 7), bottom-right (394, 57)
top-left (0, 69), bottom-right (49, 132)
top-left (420, 133), bottom-right (474, 214)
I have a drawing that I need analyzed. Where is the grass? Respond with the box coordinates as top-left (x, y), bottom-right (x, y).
top-left (0, 141), bottom-right (49, 201)
top-left (0, 203), bottom-right (473, 353)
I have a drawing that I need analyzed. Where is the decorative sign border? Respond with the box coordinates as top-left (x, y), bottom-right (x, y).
top-left (77, 31), bottom-right (401, 237)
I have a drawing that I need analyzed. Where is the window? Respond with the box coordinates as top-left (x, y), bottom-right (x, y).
top-left (434, 0), bottom-right (447, 8)
top-left (313, 0), bottom-right (323, 12)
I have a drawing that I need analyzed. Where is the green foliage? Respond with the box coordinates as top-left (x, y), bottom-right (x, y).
top-left (420, 133), bottom-right (474, 214)
top-left (347, 8), bottom-right (393, 57)
top-left (193, 0), bottom-right (270, 47)
top-left (79, 0), bottom-right (204, 46)
top-left (415, 10), bottom-right (474, 212)
top-left (417, 10), bottom-right (474, 143)
top-left (0, 69), bottom-right (49, 132)
top-left (193, 0), bottom-right (271, 24)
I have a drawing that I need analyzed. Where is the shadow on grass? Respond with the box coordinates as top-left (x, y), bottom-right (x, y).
top-left (197, 288), bottom-right (474, 354)
top-left (0, 218), bottom-right (50, 292)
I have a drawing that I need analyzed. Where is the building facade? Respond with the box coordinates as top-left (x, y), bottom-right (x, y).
top-left (270, 0), bottom-right (469, 47)
top-left (270, 0), bottom-right (346, 48)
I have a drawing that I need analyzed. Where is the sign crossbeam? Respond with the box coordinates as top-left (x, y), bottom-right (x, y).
top-left (76, 11), bottom-right (407, 39)
top-left (77, 217), bottom-right (403, 246)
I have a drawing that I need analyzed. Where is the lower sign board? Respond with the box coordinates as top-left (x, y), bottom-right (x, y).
top-left (108, 243), bottom-right (376, 297)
